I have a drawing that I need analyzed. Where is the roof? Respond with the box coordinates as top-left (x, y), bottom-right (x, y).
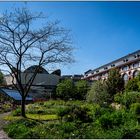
top-left (0, 88), bottom-right (33, 101)
top-left (24, 65), bottom-right (49, 74)
top-left (90, 50), bottom-right (140, 73)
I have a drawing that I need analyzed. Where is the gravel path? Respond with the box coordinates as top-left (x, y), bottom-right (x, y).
top-left (0, 112), bottom-right (11, 139)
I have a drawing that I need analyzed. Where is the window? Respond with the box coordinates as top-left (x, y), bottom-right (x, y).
top-left (133, 71), bottom-right (139, 78)
top-left (123, 59), bottom-right (128, 62)
top-left (96, 70), bottom-right (99, 73)
top-left (111, 64), bottom-right (115, 67)
top-left (133, 63), bottom-right (139, 68)
top-left (104, 67), bottom-right (108, 70)
top-left (122, 66), bottom-right (128, 71)
top-left (123, 74), bottom-right (129, 82)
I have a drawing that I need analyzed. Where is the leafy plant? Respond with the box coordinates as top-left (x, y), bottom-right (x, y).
top-left (114, 91), bottom-right (140, 108)
top-left (56, 79), bottom-right (75, 100)
top-left (12, 108), bottom-right (21, 116)
top-left (105, 68), bottom-right (124, 102)
top-left (125, 78), bottom-right (139, 92)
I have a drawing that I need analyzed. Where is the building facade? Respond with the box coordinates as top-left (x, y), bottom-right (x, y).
top-left (61, 74), bottom-right (84, 83)
top-left (4, 66), bottom-right (61, 98)
top-left (83, 50), bottom-right (140, 82)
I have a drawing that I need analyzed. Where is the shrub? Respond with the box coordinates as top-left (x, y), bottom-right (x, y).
top-left (122, 127), bottom-right (140, 139)
top-left (57, 107), bottom-right (70, 121)
top-left (4, 119), bottom-right (38, 139)
top-left (57, 104), bottom-right (93, 123)
top-left (12, 108), bottom-right (21, 116)
top-left (130, 103), bottom-right (140, 116)
top-left (98, 109), bottom-right (127, 130)
top-left (114, 91), bottom-right (140, 108)
top-left (68, 105), bottom-right (92, 123)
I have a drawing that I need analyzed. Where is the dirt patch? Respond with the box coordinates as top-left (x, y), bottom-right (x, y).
top-left (0, 112), bottom-right (11, 139)
top-left (0, 130), bottom-right (10, 139)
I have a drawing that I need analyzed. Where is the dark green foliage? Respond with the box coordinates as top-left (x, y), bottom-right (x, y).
top-left (12, 108), bottom-right (21, 116)
top-left (125, 78), bottom-right (139, 92)
top-left (4, 100), bottom-right (140, 139)
top-left (56, 79), bottom-right (75, 100)
top-left (56, 80), bottom-right (88, 100)
top-left (4, 119), bottom-right (38, 139)
top-left (122, 127), bottom-right (140, 139)
top-left (98, 110), bottom-right (126, 129)
top-left (87, 80), bottom-right (110, 106)
top-left (0, 93), bottom-right (13, 113)
top-left (75, 80), bottom-right (89, 100)
top-left (105, 68), bottom-right (124, 101)
top-left (0, 71), bottom-right (5, 85)
top-left (114, 91), bottom-right (140, 108)
top-left (130, 103), bottom-right (140, 116)
top-left (57, 104), bottom-right (93, 123)
top-left (57, 107), bottom-right (70, 121)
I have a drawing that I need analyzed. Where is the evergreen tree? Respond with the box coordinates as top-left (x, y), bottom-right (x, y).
top-left (105, 68), bottom-right (124, 101)
top-left (56, 79), bottom-right (75, 100)
top-left (75, 80), bottom-right (89, 100)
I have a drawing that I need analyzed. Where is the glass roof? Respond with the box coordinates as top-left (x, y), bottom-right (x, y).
top-left (0, 88), bottom-right (33, 101)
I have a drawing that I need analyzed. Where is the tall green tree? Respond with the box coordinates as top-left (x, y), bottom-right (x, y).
top-left (105, 68), bottom-right (124, 101)
top-left (56, 79), bottom-right (75, 100)
top-left (87, 80), bottom-right (110, 106)
top-left (75, 80), bottom-right (89, 100)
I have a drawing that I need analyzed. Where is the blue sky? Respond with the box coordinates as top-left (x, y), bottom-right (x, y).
top-left (0, 1), bottom-right (140, 75)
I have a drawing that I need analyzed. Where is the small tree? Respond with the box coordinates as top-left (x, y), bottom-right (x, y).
top-left (75, 80), bottom-right (89, 100)
top-left (125, 78), bottom-right (139, 92)
top-left (87, 80), bottom-right (110, 106)
top-left (105, 68), bottom-right (124, 101)
top-left (56, 79), bottom-right (75, 100)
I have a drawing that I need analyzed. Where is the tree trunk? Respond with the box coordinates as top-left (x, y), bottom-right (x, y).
top-left (21, 96), bottom-right (26, 118)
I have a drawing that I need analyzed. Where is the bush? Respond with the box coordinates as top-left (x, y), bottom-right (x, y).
top-left (130, 103), bottom-right (140, 116)
top-left (98, 110), bottom-right (126, 130)
top-left (12, 108), bottom-right (21, 116)
top-left (114, 91), bottom-right (140, 108)
top-left (57, 107), bottom-right (70, 121)
top-left (122, 127), bottom-right (140, 139)
top-left (57, 104), bottom-right (93, 123)
top-left (4, 119), bottom-right (38, 139)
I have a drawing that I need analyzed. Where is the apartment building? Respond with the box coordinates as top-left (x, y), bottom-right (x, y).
top-left (83, 50), bottom-right (140, 82)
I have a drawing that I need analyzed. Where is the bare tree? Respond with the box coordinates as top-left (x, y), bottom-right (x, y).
top-left (0, 8), bottom-right (74, 117)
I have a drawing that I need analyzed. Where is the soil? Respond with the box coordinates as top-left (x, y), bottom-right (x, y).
top-left (0, 112), bottom-right (11, 139)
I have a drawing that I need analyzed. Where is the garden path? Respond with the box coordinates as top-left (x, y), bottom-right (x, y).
top-left (0, 112), bottom-right (11, 139)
